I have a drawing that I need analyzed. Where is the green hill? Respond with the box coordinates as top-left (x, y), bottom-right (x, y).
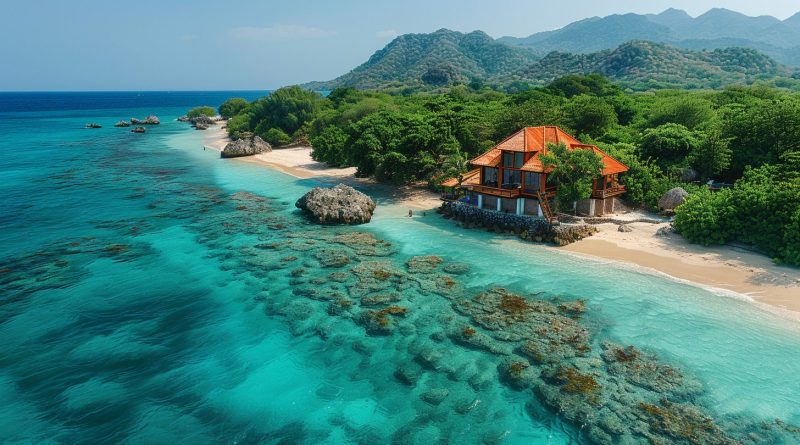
top-left (304, 29), bottom-right (539, 91)
top-left (512, 41), bottom-right (795, 90)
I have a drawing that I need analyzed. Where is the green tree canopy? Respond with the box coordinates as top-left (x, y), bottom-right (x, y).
top-left (218, 98), bottom-right (249, 119)
top-left (187, 106), bottom-right (216, 118)
top-left (540, 143), bottom-right (604, 212)
top-left (639, 123), bottom-right (701, 172)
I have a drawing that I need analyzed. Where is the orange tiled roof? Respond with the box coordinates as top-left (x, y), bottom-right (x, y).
top-left (470, 148), bottom-right (502, 167)
top-left (441, 168), bottom-right (480, 187)
top-left (471, 126), bottom-right (628, 176)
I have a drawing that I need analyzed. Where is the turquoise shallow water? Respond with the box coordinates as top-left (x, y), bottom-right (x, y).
top-left (1, 93), bottom-right (800, 444)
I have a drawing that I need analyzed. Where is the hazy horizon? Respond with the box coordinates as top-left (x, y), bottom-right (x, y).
top-left (1, 1), bottom-right (798, 92)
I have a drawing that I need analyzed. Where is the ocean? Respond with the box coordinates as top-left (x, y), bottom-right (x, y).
top-left (1, 92), bottom-right (799, 444)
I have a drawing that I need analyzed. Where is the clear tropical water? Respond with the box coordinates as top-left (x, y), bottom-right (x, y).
top-left (1, 92), bottom-right (799, 444)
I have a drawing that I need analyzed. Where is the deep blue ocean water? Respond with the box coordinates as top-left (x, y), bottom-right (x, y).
top-left (1, 92), bottom-right (800, 444)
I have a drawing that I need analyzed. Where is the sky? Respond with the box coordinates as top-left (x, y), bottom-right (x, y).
top-left (1, 0), bottom-right (798, 91)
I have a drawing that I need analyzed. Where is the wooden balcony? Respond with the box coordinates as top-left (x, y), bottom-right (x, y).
top-left (591, 185), bottom-right (626, 199)
top-left (469, 184), bottom-right (521, 198)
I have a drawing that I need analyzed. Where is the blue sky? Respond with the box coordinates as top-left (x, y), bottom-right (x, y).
top-left (1, 0), bottom-right (798, 91)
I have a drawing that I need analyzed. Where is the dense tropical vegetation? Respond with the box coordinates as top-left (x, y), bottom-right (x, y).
top-left (186, 106), bottom-right (217, 118)
top-left (222, 75), bottom-right (800, 264)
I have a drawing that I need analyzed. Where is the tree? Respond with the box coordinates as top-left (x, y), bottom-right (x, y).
top-left (248, 86), bottom-right (329, 141)
top-left (690, 125), bottom-right (732, 179)
top-left (218, 98), bottom-right (249, 119)
top-left (563, 95), bottom-right (617, 137)
top-left (187, 106), bottom-right (216, 118)
top-left (639, 123), bottom-right (701, 172)
top-left (540, 143), bottom-right (604, 213)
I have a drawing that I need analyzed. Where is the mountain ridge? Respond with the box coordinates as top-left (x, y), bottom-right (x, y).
top-left (499, 8), bottom-right (800, 65)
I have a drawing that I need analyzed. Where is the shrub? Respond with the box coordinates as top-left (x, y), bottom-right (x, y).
top-left (187, 106), bottom-right (217, 118)
top-left (673, 189), bottom-right (732, 245)
top-left (218, 98), bottom-right (249, 119)
top-left (262, 128), bottom-right (292, 146)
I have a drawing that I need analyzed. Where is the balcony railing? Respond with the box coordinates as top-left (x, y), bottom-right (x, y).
top-left (470, 184), bottom-right (521, 198)
top-left (591, 185), bottom-right (626, 198)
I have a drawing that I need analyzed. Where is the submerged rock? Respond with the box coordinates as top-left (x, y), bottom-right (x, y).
top-left (85, 123), bottom-right (102, 128)
top-left (177, 115), bottom-right (190, 122)
top-left (220, 136), bottom-right (272, 158)
top-left (131, 127), bottom-right (146, 133)
top-left (295, 184), bottom-right (376, 225)
top-left (420, 388), bottom-right (449, 405)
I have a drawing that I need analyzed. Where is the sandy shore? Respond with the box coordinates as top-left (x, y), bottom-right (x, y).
top-left (561, 222), bottom-right (800, 317)
top-left (201, 124), bottom-right (441, 210)
top-left (201, 125), bottom-right (800, 316)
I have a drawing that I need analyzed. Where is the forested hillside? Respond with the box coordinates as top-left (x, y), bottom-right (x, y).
top-left (306, 30), bottom-right (800, 92)
top-left (305, 29), bottom-right (539, 91)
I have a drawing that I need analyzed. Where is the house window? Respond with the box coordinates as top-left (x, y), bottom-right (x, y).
top-left (523, 172), bottom-right (540, 194)
top-left (482, 167), bottom-right (498, 187)
top-left (502, 169), bottom-right (521, 188)
top-left (503, 152), bottom-right (524, 168)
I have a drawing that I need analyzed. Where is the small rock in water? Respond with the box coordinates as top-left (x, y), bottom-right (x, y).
top-left (618, 224), bottom-right (632, 232)
top-left (420, 388), bottom-right (449, 405)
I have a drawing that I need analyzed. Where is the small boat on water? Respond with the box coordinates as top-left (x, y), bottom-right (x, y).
top-left (85, 123), bottom-right (102, 128)
top-left (131, 126), bottom-right (146, 133)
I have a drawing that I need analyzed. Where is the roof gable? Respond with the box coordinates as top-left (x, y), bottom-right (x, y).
top-left (472, 126), bottom-right (628, 175)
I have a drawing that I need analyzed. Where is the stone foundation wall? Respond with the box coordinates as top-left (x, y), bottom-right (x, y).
top-left (438, 202), bottom-right (597, 246)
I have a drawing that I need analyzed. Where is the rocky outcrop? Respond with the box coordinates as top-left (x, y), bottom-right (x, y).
top-left (191, 115), bottom-right (215, 127)
top-left (195, 123), bottom-right (209, 130)
top-left (438, 201), bottom-right (597, 246)
top-left (658, 187), bottom-right (688, 210)
top-left (177, 115), bottom-right (190, 122)
top-left (114, 120), bottom-right (131, 127)
top-left (295, 184), bottom-right (376, 225)
top-left (220, 136), bottom-right (272, 158)
top-left (130, 115), bottom-right (159, 125)
top-left (131, 126), bottom-right (146, 133)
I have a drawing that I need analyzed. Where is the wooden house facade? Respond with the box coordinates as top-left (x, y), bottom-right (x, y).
top-left (443, 126), bottom-right (628, 219)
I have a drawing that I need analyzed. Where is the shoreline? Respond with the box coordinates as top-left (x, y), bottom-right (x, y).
top-left (200, 125), bottom-right (800, 317)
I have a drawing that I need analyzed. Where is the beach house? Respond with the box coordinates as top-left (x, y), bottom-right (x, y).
top-left (443, 126), bottom-right (628, 219)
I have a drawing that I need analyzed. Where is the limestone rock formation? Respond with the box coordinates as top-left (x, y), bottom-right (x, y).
top-left (131, 126), bottom-right (146, 133)
top-left (191, 115), bottom-right (215, 127)
top-left (220, 136), bottom-right (272, 158)
top-left (295, 184), bottom-right (376, 225)
top-left (114, 120), bottom-right (130, 127)
top-left (658, 187), bottom-right (689, 210)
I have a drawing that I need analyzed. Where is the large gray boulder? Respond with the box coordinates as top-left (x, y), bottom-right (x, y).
top-left (295, 184), bottom-right (376, 225)
top-left (658, 187), bottom-right (689, 210)
top-left (191, 115), bottom-right (215, 127)
top-left (220, 136), bottom-right (272, 158)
